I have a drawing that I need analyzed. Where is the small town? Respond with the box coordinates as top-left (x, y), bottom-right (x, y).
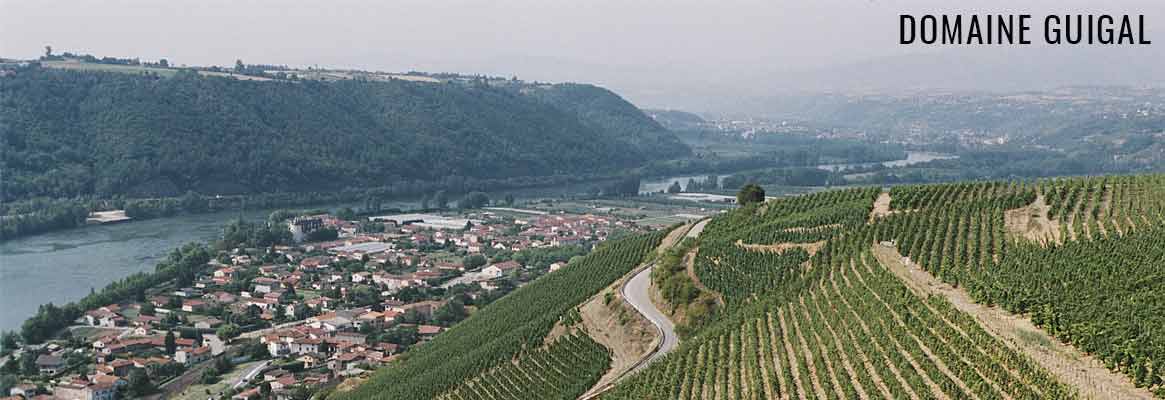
top-left (0, 206), bottom-right (661, 400)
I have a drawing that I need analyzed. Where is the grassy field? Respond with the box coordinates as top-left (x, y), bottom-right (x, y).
top-left (41, 60), bottom-right (273, 81)
top-left (42, 60), bottom-right (179, 76)
top-left (69, 326), bottom-right (122, 341)
top-left (170, 360), bottom-right (263, 400)
top-left (522, 198), bottom-right (722, 228)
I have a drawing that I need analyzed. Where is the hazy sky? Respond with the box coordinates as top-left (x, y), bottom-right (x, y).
top-left (4, 0), bottom-right (1164, 110)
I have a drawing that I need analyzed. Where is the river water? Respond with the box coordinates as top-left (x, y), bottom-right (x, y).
top-left (0, 209), bottom-right (275, 332)
top-left (815, 151), bottom-right (957, 171)
top-left (640, 151), bottom-right (957, 194)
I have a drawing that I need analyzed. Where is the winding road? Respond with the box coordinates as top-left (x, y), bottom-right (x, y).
top-left (621, 266), bottom-right (677, 371)
top-left (621, 218), bottom-right (708, 372)
top-left (578, 219), bottom-right (709, 399)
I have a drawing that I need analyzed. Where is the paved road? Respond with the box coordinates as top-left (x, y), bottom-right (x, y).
top-left (578, 219), bottom-right (710, 399)
top-left (622, 265), bottom-right (678, 371)
top-left (686, 218), bottom-right (709, 239)
top-left (623, 218), bottom-right (709, 372)
top-left (234, 360), bottom-right (271, 389)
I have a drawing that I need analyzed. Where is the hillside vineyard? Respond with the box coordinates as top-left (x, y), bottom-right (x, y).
top-left (336, 174), bottom-right (1164, 399)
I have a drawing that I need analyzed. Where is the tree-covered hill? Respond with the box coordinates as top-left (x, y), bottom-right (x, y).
top-left (0, 67), bottom-right (689, 201)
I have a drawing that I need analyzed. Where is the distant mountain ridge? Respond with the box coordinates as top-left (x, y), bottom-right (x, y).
top-left (0, 66), bottom-right (689, 201)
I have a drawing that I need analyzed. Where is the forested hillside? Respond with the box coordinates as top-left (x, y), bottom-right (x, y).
top-left (0, 67), bottom-right (688, 202)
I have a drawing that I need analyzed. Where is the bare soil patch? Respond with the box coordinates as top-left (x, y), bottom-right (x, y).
top-left (577, 285), bottom-right (658, 393)
top-left (870, 191), bottom-right (893, 222)
top-left (736, 240), bottom-right (825, 257)
top-left (871, 244), bottom-right (1154, 400)
top-left (657, 221), bottom-right (694, 252)
top-left (1004, 194), bottom-right (1062, 246)
top-left (781, 224), bottom-right (842, 233)
top-left (683, 248), bottom-right (724, 306)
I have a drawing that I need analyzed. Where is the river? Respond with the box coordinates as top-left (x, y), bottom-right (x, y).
top-left (815, 151), bottom-right (957, 172)
top-left (641, 151), bottom-right (958, 194)
top-left (0, 209), bottom-right (269, 332)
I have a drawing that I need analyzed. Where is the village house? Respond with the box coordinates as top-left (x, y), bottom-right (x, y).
top-left (213, 266), bottom-right (238, 280)
top-left (354, 311), bottom-right (383, 330)
top-left (291, 338), bottom-right (330, 355)
top-left (269, 374), bottom-right (298, 391)
top-left (35, 354), bottom-right (64, 375)
top-left (332, 332), bottom-right (367, 345)
top-left (84, 309), bottom-right (125, 328)
top-left (87, 373), bottom-right (127, 390)
top-left (417, 325), bottom-right (444, 337)
top-left (253, 277), bottom-right (281, 293)
top-left (94, 359), bottom-right (134, 377)
top-left (172, 288), bottom-right (202, 298)
top-left (194, 317), bottom-right (223, 330)
top-left (299, 256), bottom-right (331, 271)
top-left (304, 296), bottom-right (335, 310)
top-left (328, 352), bottom-right (366, 373)
top-left (181, 299), bottom-right (207, 313)
top-left (549, 262), bottom-right (565, 272)
top-left (174, 346), bottom-right (212, 366)
top-left (309, 312), bottom-right (353, 332)
top-left (53, 377), bottom-right (116, 400)
top-left (232, 387), bottom-right (262, 400)
top-left (297, 353), bottom-right (322, 369)
top-left (482, 260), bottom-right (522, 277)
top-left (245, 297), bottom-right (279, 311)
top-left (388, 300), bottom-right (447, 319)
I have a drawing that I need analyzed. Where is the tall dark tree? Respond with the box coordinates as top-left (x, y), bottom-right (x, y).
top-left (736, 183), bottom-right (765, 206)
top-left (458, 192), bottom-right (489, 209)
top-left (164, 331), bottom-right (177, 354)
top-left (126, 369), bottom-right (154, 397)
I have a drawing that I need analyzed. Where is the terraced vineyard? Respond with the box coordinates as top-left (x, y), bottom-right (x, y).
top-left (693, 187), bottom-right (880, 304)
top-left (339, 174), bottom-right (1165, 400)
top-left (600, 174), bottom-right (1164, 399)
top-left (881, 175), bottom-right (1165, 396)
top-left (604, 228), bottom-right (1077, 400)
